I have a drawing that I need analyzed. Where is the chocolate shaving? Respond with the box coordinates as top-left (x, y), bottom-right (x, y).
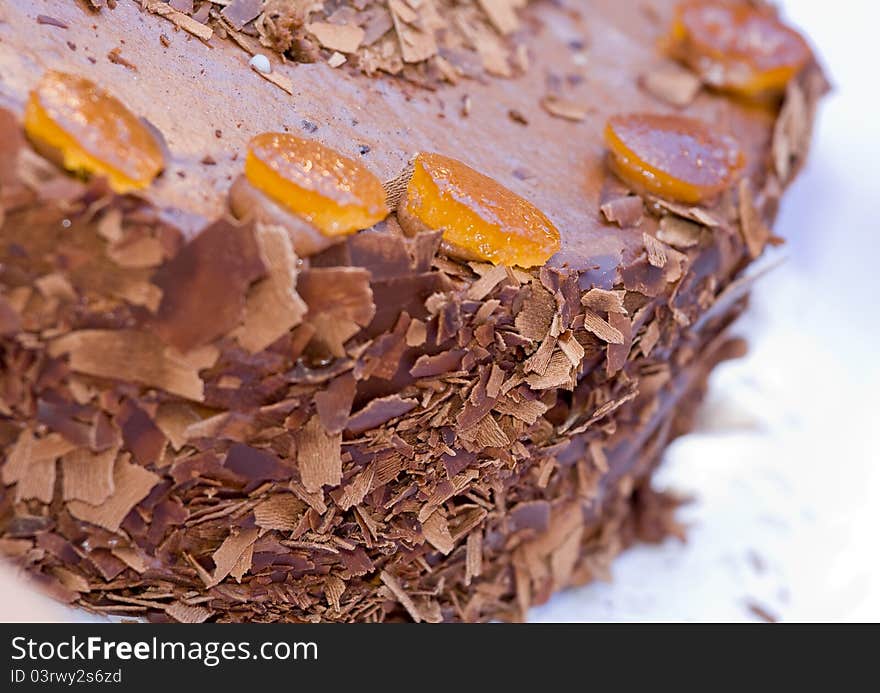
top-left (207, 528), bottom-right (259, 587)
top-left (151, 219), bottom-right (265, 353)
top-left (36, 15), bottom-right (69, 29)
top-left (233, 224), bottom-right (307, 352)
top-left (691, 259), bottom-right (783, 333)
top-left (643, 233), bottom-right (669, 268)
top-left (738, 179), bottom-right (771, 259)
top-left (658, 215), bottom-right (703, 248)
top-left (67, 456), bottom-right (159, 532)
top-left (49, 330), bottom-right (206, 402)
top-left (389, 0), bottom-right (436, 64)
top-left (525, 350), bottom-right (574, 390)
top-left (581, 308), bottom-right (624, 344)
top-left (510, 500), bottom-right (551, 533)
top-left (581, 288), bottom-right (627, 315)
top-left (558, 331), bottom-right (585, 368)
top-left (422, 510), bottom-right (454, 555)
top-left (652, 198), bottom-right (721, 228)
top-left (540, 95), bottom-right (587, 122)
top-left (295, 416), bottom-right (342, 493)
top-left (410, 350), bottom-right (465, 378)
top-left (380, 570), bottom-right (422, 622)
top-left (465, 532), bottom-right (482, 585)
top-left (346, 395), bottom-right (417, 435)
top-left (324, 576), bottom-right (346, 611)
top-left (348, 231), bottom-right (412, 281)
top-left (119, 402), bottom-right (165, 467)
top-left (746, 600), bottom-right (779, 623)
top-left (308, 22), bottom-right (365, 54)
top-left (639, 63), bottom-right (701, 107)
top-left (221, 0), bottom-right (264, 31)
top-left (0, 295), bottom-right (21, 336)
top-left (154, 402), bottom-right (202, 451)
top-left (106, 236), bottom-right (164, 268)
top-left (773, 80), bottom-right (809, 183)
top-left (111, 547), bottom-right (148, 574)
top-left (16, 457), bottom-right (56, 503)
top-left (224, 444), bottom-right (292, 482)
top-left (382, 160), bottom-right (414, 211)
top-left (515, 280), bottom-right (556, 341)
top-left (145, 1), bottom-right (213, 41)
top-left (640, 320), bottom-right (661, 357)
top-left (298, 268), bottom-right (375, 358)
top-left (254, 494), bottom-right (305, 531)
top-left (493, 393), bottom-right (547, 424)
top-left (61, 447), bottom-right (117, 505)
top-left (107, 47), bottom-right (137, 71)
top-left (466, 264), bottom-right (508, 301)
top-left (524, 334), bottom-right (556, 375)
top-left (601, 195), bottom-right (644, 227)
top-left (333, 464), bottom-right (375, 511)
top-left (52, 567), bottom-right (89, 594)
top-left (165, 602), bottom-right (213, 624)
top-left (479, 0), bottom-right (520, 35)
top-left (405, 319), bottom-right (427, 347)
top-left (2, 430), bottom-right (76, 488)
top-left (606, 312), bottom-right (632, 376)
top-left (250, 63), bottom-right (295, 95)
top-left (314, 373), bottom-right (357, 434)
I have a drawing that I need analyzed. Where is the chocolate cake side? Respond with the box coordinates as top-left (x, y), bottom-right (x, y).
top-left (0, 1), bottom-right (825, 621)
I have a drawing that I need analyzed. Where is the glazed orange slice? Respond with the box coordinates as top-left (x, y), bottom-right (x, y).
top-left (24, 71), bottom-right (164, 193)
top-left (402, 153), bottom-right (560, 268)
top-left (605, 113), bottom-right (744, 203)
top-left (244, 133), bottom-right (388, 236)
top-left (669, 1), bottom-right (812, 97)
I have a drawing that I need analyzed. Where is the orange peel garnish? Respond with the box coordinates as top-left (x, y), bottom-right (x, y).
top-left (605, 113), bottom-right (744, 204)
top-left (244, 133), bottom-right (388, 237)
top-left (24, 71), bottom-right (164, 193)
top-left (669, 1), bottom-right (811, 97)
top-left (401, 153), bottom-right (560, 268)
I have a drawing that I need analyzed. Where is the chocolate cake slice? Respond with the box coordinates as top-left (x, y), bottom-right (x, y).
top-left (0, 1), bottom-right (825, 621)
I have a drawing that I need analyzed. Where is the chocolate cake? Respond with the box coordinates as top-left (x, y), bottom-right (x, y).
top-left (0, 1), bottom-right (825, 622)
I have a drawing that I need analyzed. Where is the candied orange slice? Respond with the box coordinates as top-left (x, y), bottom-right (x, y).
top-left (244, 133), bottom-right (388, 236)
top-left (605, 113), bottom-right (743, 204)
top-left (401, 153), bottom-right (560, 267)
top-left (24, 71), bottom-right (164, 193)
top-left (669, 1), bottom-right (811, 97)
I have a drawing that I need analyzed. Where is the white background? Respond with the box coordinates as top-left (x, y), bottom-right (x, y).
top-left (2, 0), bottom-right (878, 622)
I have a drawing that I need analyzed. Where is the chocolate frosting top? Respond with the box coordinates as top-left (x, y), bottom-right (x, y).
top-left (0, 0), bottom-right (784, 270)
